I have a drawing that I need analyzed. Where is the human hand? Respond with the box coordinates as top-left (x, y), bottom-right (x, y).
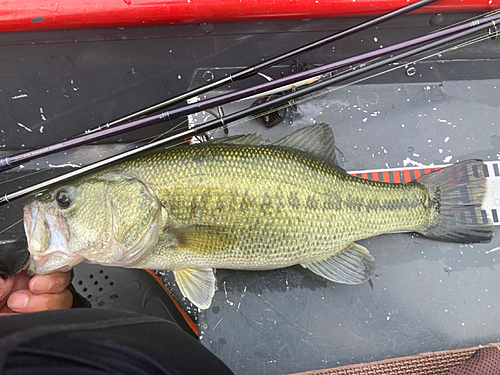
top-left (0, 269), bottom-right (73, 314)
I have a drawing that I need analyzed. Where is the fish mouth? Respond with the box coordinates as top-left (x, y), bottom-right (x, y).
top-left (27, 252), bottom-right (81, 275)
top-left (23, 200), bottom-right (38, 245)
top-left (23, 200), bottom-right (82, 275)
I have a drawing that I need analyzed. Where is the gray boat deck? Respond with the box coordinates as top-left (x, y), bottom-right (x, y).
top-left (0, 12), bottom-right (498, 374)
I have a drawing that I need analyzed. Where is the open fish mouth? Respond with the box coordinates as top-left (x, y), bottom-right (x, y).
top-left (23, 200), bottom-right (82, 275)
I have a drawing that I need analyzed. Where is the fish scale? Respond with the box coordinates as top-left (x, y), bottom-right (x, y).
top-left (24, 124), bottom-right (494, 309)
top-left (127, 143), bottom-right (431, 270)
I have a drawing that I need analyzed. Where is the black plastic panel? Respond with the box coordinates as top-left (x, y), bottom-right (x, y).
top-left (0, 12), bottom-right (499, 375)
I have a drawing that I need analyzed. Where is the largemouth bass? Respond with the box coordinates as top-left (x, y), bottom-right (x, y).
top-left (23, 124), bottom-right (494, 309)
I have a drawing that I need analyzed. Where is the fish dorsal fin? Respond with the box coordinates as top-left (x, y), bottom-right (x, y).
top-left (208, 133), bottom-right (270, 146)
top-left (174, 268), bottom-right (216, 310)
top-left (273, 123), bottom-right (338, 165)
top-left (301, 242), bottom-right (375, 284)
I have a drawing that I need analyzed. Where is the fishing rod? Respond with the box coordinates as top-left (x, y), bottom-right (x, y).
top-left (0, 0), bottom-right (438, 172)
top-left (80, 0), bottom-right (439, 129)
top-left (1, 11), bottom-right (498, 206)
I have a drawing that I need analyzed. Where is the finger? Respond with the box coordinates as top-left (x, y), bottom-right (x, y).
top-left (7, 289), bottom-right (73, 313)
top-left (0, 276), bottom-right (14, 301)
top-left (9, 271), bottom-right (32, 292)
top-left (29, 271), bottom-right (72, 294)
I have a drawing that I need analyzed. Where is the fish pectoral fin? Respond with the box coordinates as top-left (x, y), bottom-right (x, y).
top-left (166, 224), bottom-right (236, 254)
top-left (174, 268), bottom-right (216, 310)
top-left (301, 242), bottom-right (375, 284)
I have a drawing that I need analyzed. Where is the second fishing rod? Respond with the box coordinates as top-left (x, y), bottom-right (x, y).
top-left (1, 10), bottom-right (498, 206)
top-left (0, 0), bottom-right (441, 172)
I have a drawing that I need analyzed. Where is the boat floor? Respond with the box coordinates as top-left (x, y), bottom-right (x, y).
top-left (0, 12), bottom-right (499, 374)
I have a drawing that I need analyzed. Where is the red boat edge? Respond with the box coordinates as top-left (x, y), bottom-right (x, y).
top-left (0, 0), bottom-right (498, 33)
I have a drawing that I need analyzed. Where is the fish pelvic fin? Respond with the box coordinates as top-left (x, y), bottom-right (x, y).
top-left (174, 268), bottom-right (216, 310)
top-left (301, 242), bottom-right (375, 284)
top-left (416, 160), bottom-right (494, 243)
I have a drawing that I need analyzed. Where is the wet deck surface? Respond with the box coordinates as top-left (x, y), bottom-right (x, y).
top-left (0, 12), bottom-right (499, 374)
top-left (191, 81), bottom-right (500, 374)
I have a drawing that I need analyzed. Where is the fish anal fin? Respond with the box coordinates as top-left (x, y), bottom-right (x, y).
top-left (174, 268), bottom-right (216, 310)
top-left (166, 224), bottom-right (236, 255)
top-left (301, 242), bottom-right (375, 284)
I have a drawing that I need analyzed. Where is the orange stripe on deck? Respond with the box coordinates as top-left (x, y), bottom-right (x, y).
top-left (393, 171), bottom-right (401, 183)
top-left (382, 171), bottom-right (390, 182)
top-left (352, 167), bottom-right (442, 183)
top-left (403, 169), bottom-right (411, 183)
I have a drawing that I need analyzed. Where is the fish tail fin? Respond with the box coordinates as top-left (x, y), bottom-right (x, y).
top-left (416, 159), bottom-right (494, 243)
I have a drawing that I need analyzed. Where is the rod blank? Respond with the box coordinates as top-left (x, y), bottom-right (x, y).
top-left (0, 0), bottom-right (438, 173)
top-left (1, 11), bottom-right (498, 206)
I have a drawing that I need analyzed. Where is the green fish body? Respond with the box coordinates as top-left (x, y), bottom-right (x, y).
top-left (23, 124), bottom-right (493, 309)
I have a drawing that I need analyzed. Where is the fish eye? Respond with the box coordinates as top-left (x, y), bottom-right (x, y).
top-left (56, 190), bottom-right (72, 209)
